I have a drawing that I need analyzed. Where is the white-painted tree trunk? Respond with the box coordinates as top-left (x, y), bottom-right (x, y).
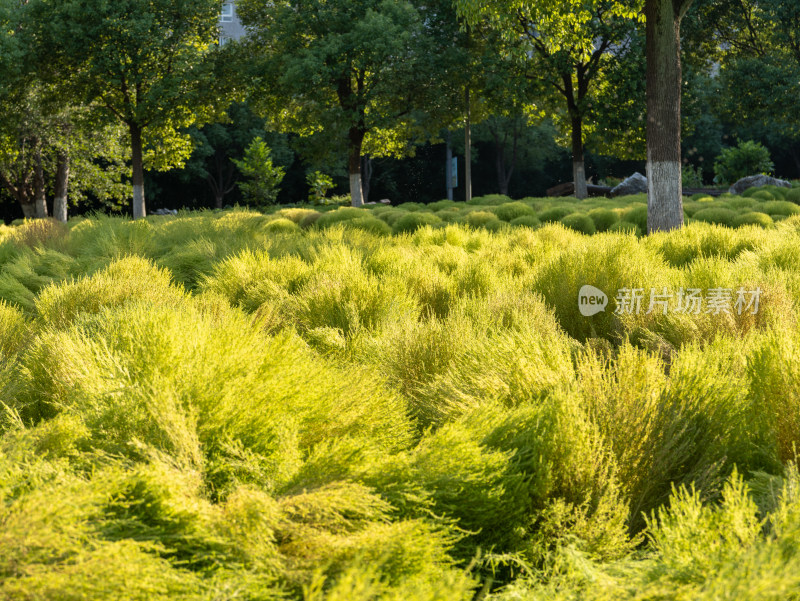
top-left (647, 159), bottom-right (684, 232)
top-left (53, 197), bottom-right (68, 222)
top-left (53, 152), bottom-right (69, 222)
top-left (133, 185), bottom-right (146, 219)
top-left (573, 161), bottom-right (588, 199)
top-left (349, 173), bottom-right (364, 207)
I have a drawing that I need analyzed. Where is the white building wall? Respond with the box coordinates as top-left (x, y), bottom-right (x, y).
top-left (219, 1), bottom-right (246, 45)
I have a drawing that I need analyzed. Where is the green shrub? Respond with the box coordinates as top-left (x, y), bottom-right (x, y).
top-left (377, 209), bottom-right (408, 227)
top-left (726, 197), bottom-right (757, 210)
top-left (466, 211), bottom-right (498, 228)
top-left (762, 201), bottom-right (800, 217)
top-left (277, 207), bottom-right (320, 224)
top-left (691, 208), bottom-right (737, 227)
top-left (682, 164), bottom-right (704, 188)
top-left (315, 207), bottom-right (369, 229)
top-left (426, 199), bottom-right (459, 211)
top-left (608, 221), bottom-right (642, 236)
top-left (393, 212), bottom-right (442, 234)
top-left (621, 206), bottom-right (648, 233)
top-left (7, 302), bottom-right (413, 488)
top-left (762, 185), bottom-right (788, 200)
top-left (346, 216), bottom-right (392, 236)
top-left (750, 189), bottom-right (776, 201)
top-left (732, 212), bottom-right (773, 228)
top-left (539, 207), bottom-right (574, 223)
top-left (532, 235), bottom-right (672, 341)
top-left (264, 218), bottom-right (301, 234)
top-left (35, 256), bottom-right (187, 326)
top-left (713, 140), bottom-right (774, 185)
top-left (786, 187), bottom-right (800, 204)
top-left (435, 209), bottom-right (463, 223)
top-left (306, 171), bottom-right (335, 204)
top-left (510, 215), bottom-right (541, 229)
top-left (467, 194), bottom-right (511, 206)
top-left (491, 202), bottom-right (536, 222)
top-left (560, 213), bottom-right (597, 235)
top-left (682, 201), bottom-right (702, 217)
top-left (587, 208), bottom-right (619, 232)
top-left (232, 137), bottom-right (286, 207)
top-left (396, 202), bottom-right (426, 212)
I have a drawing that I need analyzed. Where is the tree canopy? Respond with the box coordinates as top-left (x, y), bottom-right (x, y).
top-left (236, 0), bottom-right (469, 206)
top-left (25, 0), bottom-right (225, 218)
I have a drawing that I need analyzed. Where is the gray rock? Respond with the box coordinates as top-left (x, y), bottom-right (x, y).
top-left (611, 172), bottom-right (648, 197)
top-left (728, 175), bottom-right (791, 195)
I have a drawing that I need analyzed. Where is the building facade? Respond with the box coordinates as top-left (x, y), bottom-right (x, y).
top-left (219, 1), bottom-right (246, 45)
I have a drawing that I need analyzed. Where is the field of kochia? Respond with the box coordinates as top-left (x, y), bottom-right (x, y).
top-left (2, 197), bottom-right (800, 600)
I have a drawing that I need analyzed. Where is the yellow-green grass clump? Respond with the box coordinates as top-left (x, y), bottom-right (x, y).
top-left (2, 210), bottom-right (800, 599)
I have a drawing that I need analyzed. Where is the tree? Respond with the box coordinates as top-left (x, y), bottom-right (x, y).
top-left (689, 0), bottom-right (800, 176)
top-left (236, 0), bottom-right (467, 207)
top-left (26, 0), bottom-right (224, 218)
top-left (0, 0), bottom-right (131, 221)
top-left (645, 0), bottom-right (694, 232)
top-left (232, 137), bottom-right (286, 208)
top-left (182, 103), bottom-right (293, 209)
top-left (455, 0), bottom-right (643, 199)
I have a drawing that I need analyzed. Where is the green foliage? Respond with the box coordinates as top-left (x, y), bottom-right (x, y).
top-left (621, 205), bottom-right (648, 233)
top-left (24, 0), bottom-right (225, 211)
top-left (466, 211), bottom-right (500, 228)
top-left (608, 221), bottom-right (642, 235)
top-left (732, 211), bottom-right (773, 228)
top-left (307, 171), bottom-right (335, 205)
top-left (587, 208), bottom-right (619, 232)
top-left (467, 194), bottom-right (512, 206)
top-left (264, 218), bottom-right (301, 234)
top-left (682, 163), bottom-right (704, 187)
top-left (392, 212), bottom-right (442, 234)
top-left (5, 210), bottom-right (800, 598)
top-left (762, 201), bottom-right (800, 217)
top-left (510, 215), bottom-right (541, 229)
top-left (787, 188), bottom-right (800, 204)
top-left (232, 137), bottom-right (286, 208)
top-left (561, 213), bottom-right (597, 235)
top-left (539, 207), bottom-right (575, 223)
top-left (713, 140), bottom-right (775, 184)
top-left (692, 208), bottom-right (737, 227)
top-left (491, 202), bottom-right (536, 221)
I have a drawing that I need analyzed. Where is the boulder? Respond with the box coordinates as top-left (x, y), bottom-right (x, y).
top-left (611, 172), bottom-right (648, 197)
top-left (729, 175), bottom-right (791, 195)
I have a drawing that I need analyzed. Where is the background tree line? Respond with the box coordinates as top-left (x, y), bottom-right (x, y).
top-left (0, 0), bottom-right (798, 225)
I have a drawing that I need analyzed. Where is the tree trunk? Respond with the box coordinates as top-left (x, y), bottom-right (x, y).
top-left (53, 151), bottom-right (70, 222)
top-left (465, 85), bottom-right (472, 202)
top-left (446, 131), bottom-right (454, 200)
top-left (130, 123), bottom-right (146, 219)
top-left (571, 113), bottom-right (588, 200)
top-left (34, 147), bottom-right (48, 219)
top-left (362, 155), bottom-right (372, 204)
top-left (20, 198), bottom-right (36, 218)
top-left (646, 0), bottom-right (692, 232)
top-left (215, 192), bottom-right (224, 209)
top-left (348, 126), bottom-right (364, 207)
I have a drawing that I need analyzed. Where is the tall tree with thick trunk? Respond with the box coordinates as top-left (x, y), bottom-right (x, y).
top-left (52, 151), bottom-right (69, 222)
top-left (236, 0), bottom-right (468, 207)
top-left (646, 0), bottom-right (693, 232)
top-left (26, 0), bottom-right (223, 219)
top-left (455, 0), bottom-right (642, 200)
